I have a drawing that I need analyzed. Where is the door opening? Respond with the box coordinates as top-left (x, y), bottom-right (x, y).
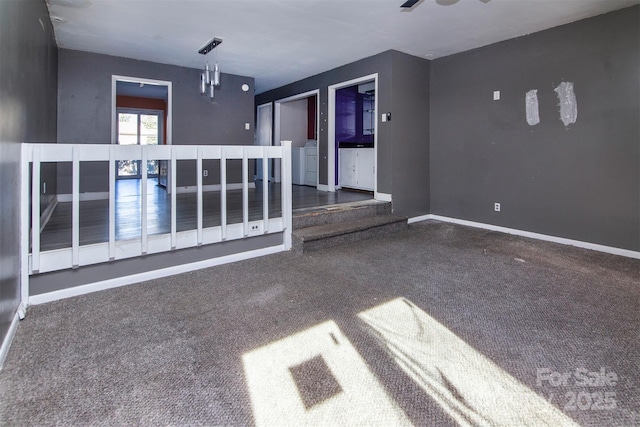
top-left (112, 76), bottom-right (172, 187)
top-left (273, 90), bottom-right (320, 187)
top-left (328, 74), bottom-right (378, 196)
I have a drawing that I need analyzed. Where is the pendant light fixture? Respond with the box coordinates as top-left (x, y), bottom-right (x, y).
top-left (198, 37), bottom-right (222, 101)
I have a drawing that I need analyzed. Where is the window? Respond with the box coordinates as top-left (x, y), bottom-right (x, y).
top-left (116, 109), bottom-right (163, 178)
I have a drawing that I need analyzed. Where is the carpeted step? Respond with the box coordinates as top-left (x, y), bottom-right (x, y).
top-left (293, 200), bottom-right (392, 229)
top-left (292, 213), bottom-right (407, 253)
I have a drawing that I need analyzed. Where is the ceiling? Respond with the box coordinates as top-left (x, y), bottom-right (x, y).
top-left (46, 0), bottom-right (639, 94)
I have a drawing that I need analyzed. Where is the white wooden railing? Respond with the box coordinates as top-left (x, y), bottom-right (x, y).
top-left (21, 142), bottom-right (292, 276)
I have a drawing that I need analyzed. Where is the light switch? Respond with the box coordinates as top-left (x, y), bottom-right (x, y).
top-left (245, 123), bottom-right (250, 130)
top-left (493, 90), bottom-right (500, 101)
top-left (381, 113), bottom-right (387, 123)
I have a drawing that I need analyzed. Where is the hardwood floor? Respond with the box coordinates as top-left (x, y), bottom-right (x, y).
top-left (39, 179), bottom-right (372, 251)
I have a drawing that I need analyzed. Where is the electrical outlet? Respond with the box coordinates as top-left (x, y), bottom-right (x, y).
top-left (203, 169), bottom-right (208, 177)
top-left (494, 202), bottom-right (501, 212)
top-left (251, 225), bottom-right (260, 231)
top-left (493, 90), bottom-right (500, 101)
top-left (245, 122), bottom-right (250, 130)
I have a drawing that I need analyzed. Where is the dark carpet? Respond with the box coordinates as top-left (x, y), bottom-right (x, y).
top-left (1, 221), bottom-right (638, 426)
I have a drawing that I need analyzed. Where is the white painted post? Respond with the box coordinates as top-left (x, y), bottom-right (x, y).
top-left (262, 147), bottom-right (269, 233)
top-left (281, 141), bottom-right (292, 250)
top-left (141, 145), bottom-right (148, 255)
top-left (196, 147), bottom-right (203, 246)
top-left (72, 145), bottom-right (80, 268)
top-left (221, 149), bottom-right (227, 241)
top-left (30, 146), bottom-right (41, 274)
top-left (108, 145), bottom-right (115, 260)
top-left (170, 146), bottom-right (177, 249)
top-left (243, 148), bottom-right (249, 237)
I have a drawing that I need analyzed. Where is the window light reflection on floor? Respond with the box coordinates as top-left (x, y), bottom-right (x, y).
top-left (357, 297), bottom-right (579, 427)
top-left (242, 320), bottom-right (410, 426)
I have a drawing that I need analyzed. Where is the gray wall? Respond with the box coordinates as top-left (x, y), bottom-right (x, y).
top-left (0, 0), bottom-right (58, 345)
top-left (430, 6), bottom-right (639, 251)
top-left (257, 50), bottom-right (431, 216)
top-left (257, 51), bottom-right (395, 194)
top-left (390, 51), bottom-right (430, 217)
top-left (57, 49), bottom-right (256, 191)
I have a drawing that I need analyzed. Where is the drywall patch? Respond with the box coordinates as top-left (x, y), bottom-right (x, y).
top-left (554, 82), bottom-right (577, 127)
top-left (525, 89), bottom-right (540, 126)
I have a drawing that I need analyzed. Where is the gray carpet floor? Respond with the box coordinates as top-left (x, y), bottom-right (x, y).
top-left (1, 221), bottom-right (638, 426)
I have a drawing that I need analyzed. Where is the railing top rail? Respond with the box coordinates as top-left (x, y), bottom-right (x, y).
top-left (25, 143), bottom-right (285, 161)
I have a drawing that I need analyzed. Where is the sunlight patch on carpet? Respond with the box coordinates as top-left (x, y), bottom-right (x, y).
top-left (358, 297), bottom-right (579, 427)
top-left (242, 320), bottom-right (410, 426)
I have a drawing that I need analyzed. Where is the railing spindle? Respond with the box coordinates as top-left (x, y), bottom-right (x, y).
top-left (197, 147), bottom-right (203, 245)
top-left (221, 149), bottom-right (227, 241)
top-left (31, 146), bottom-right (41, 273)
top-left (72, 145), bottom-right (80, 268)
top-left (171, 146), bottom-right (177, 249)
top-left (243, 148), bottom-right (249, 236)
top-left (109, 145), bottom-right (115, 260)
top-left (141, 145), bottom-right (148, 255)
top-left (281, 141), bottom-right (292, 250)
top-left (262, 148), bottom-right (269, 233)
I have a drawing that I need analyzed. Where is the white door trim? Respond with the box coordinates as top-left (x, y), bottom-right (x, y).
top-left (112, 76), bottom-right (173, 189)
top-left (328, 73), bottom-right (378, 195)
top-left (111, 75), bottom-right (172, 145)
top-left (274, 89), bottom-right (320, 186)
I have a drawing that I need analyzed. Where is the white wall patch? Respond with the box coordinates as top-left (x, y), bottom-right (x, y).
top-left (554, 82), bottom-right (577, 127)
top-left (525, 89), bottom-right (540, 126)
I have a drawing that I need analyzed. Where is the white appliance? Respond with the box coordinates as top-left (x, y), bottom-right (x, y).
top-left (304, 140), bottom-right (317, 187)
top-left (291, 147), bottom-right (306, 185)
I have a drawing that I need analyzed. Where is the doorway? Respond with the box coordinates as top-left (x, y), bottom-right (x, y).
top-left (328, 73), bottom-right (378, 196)
top-left (274, 89), bottom-right (319, 186)
top-left (111, 76), bottom-right (172, 186)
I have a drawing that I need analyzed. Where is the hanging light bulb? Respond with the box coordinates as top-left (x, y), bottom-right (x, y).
top-left (209, 81), bottom-right (215, 100)
top-left (213, 63), bottom-right (221, 87)
top-left (204, 63), bottom-right (211, 85)
top-left (200, 72), bottom-right (206, 95)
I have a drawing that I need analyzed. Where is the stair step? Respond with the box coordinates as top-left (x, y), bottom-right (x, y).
top-left (292, 213), bottom-right (407, 253)
top-left (293, 200), bottom-right (392, 229)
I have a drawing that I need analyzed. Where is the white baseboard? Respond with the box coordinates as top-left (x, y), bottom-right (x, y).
top-left (29, 244), bottom-right (286, 305)
top-left (407, 214), bottom-right (430, 224)
top-left (40, 196), bottom-right (58, 233)
top-left (375, 192), bottom-right (392, 202)
top-left (175, 182), bottom-right (256, 194)
top-left (0, 308), bottom-right (21, 370)
top-left (58, 192), bottom-right (109, 202)
top-left (317, 184), bottom-right (329, 192)
top-left (409, 214), bottom-right (640, 259)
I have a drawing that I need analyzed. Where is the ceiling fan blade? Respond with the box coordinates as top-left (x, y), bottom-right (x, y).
top-left (400, 0), bottom-right (420, 8)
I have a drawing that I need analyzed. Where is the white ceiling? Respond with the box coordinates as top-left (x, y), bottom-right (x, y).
top-left (46, 0), bottom-right (639, 94)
